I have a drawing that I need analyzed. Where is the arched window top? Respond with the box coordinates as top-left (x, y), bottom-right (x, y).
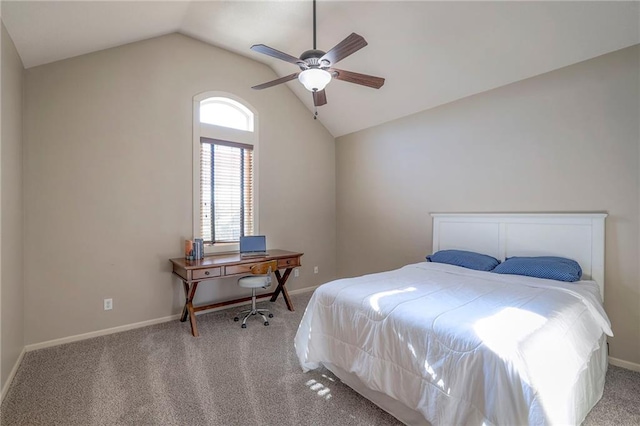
top-left (199, 97), bottom-right (254, 132)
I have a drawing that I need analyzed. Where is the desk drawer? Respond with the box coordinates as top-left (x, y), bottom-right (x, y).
top-left (192, 267), bottom-right (221, 280)
top-left (225, 265), bottom-right (253, 276)
top-left (278, 257), bottom-right (300, 269)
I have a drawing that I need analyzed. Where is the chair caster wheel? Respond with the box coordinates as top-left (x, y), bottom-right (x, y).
top-left (241, 324), bottom-right (247, 328)
top-left (268, 314), bottom-right (274, 318)
top-left (234, 317), bottom-right (239, 322)
top-left (264, 321), bottom-right (269, 326)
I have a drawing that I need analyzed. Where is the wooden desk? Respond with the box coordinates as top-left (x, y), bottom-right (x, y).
top-left (170, 249), bottom-right (303, 337)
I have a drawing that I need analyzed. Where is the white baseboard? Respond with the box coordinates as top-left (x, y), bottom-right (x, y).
top-left (25, 314), bottom-right (181, 352)
top-left (1, 346), bottom-right (26, 403)
top-left (24, 285), bottom-right (320, 353)
top-left (609, 356), bottom-right (640, 372)
top-left (289, 285), bottom-right (319, 295)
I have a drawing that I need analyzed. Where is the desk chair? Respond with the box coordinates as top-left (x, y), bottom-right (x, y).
top-left (234, 260), bottom-right (277, 328)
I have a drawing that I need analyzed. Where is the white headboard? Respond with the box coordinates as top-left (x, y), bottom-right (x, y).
top-left (431, 213), bottom-right (607, 299)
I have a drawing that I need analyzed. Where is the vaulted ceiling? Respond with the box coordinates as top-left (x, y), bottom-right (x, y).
top-left (3, 1), bottom-right (639, 137)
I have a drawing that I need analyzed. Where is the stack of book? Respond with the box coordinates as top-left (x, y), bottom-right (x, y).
top-left (185, 239), bottom-right (204, 261)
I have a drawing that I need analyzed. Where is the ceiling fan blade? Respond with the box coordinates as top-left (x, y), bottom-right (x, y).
top-left (252, 73), bottom-right (299, 90)
top-left (320, 33), bottom-right (368, 66)
top-left (313, 89), bottom-right (327, 106)
top-left (329, 68), bottom-right (385, 89)
top-left (251, 44), bottom-right (305, 66)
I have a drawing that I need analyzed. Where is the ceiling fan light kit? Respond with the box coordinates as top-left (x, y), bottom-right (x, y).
top-left (250, 0), bottom-right (385, 114)
top-left (298, 68), bottom-right (332, 92)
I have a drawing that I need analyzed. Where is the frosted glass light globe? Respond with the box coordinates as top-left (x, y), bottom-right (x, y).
top-left (298, 69), bottom-right (332, 92)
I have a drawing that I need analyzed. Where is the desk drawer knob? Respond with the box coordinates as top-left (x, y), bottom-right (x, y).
top-left (205, 271), bottom-right (210, 276)
top-left (286, 260), bottom-right (291, 265)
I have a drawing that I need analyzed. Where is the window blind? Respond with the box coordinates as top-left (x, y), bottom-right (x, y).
top-left (200, 138), bottom-right (254, 244)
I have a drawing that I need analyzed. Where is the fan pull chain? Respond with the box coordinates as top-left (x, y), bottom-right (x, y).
top-left (314, 107), bottom-right (318, 120)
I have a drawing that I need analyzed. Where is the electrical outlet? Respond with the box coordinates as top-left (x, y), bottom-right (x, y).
top-left (314, 266), bottom-right (319, 274)
top-left (294, 268), bottom-right (299, 278)
top-left (104, 298), bottom-right (113, 311)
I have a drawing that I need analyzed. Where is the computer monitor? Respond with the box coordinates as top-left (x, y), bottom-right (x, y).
top-left (239, 235), bottom-right (267, 256)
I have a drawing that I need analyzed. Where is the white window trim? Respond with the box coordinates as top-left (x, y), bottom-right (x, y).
top-left (192, 91), bottom-right (259, 254)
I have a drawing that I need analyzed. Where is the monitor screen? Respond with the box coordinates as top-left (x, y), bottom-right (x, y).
top-left (239, 235), bottom-right (266, 253)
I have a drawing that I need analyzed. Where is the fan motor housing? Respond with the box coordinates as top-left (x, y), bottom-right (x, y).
top-left (300, 49), bottom-right (327, 67)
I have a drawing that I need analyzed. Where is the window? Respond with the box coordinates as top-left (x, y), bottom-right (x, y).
top-left (200, 138), bottom-right (254, 243)
top-left (193, 93), bottom-right (258, 251)
top-left (200, 97), bottom-right (254, 132)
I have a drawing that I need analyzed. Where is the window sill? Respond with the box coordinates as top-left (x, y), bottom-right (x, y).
top-left (204, 242), bottom-right (239, 254)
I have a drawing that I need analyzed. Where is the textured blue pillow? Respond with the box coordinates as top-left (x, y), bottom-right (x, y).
top-left (426, 250), bottom-right (500, 272)
top-left (492, 256), bottom-right (582, 282)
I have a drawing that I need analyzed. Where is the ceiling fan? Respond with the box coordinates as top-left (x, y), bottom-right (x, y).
top-left (250, 0), bottom-right (385, 114)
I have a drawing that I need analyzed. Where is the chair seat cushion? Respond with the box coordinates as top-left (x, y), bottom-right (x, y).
top-left (238, 275), bottom-right (271, 289)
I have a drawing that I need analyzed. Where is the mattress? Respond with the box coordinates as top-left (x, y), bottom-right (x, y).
top-left (294, 262), bottom-right (612, 425)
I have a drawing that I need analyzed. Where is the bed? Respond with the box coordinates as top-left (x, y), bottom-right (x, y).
top-left (294, 213), bottom-right (612, 425)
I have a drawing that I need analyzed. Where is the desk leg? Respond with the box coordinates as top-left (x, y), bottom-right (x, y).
top-left (271, 268), bottom-right (294, 311)
top-left (180, 281), bottom-right (200, 337)
top-left (180, 281), bottom-right (190, 322)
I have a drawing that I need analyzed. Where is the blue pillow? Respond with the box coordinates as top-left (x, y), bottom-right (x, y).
top-left (492, 256), bottom-right (582, 282)
top-left (426, 250), bottom-right (500, 272)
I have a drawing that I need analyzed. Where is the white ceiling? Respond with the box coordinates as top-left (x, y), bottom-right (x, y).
top-left (3, 1), bottom-right (639, 137)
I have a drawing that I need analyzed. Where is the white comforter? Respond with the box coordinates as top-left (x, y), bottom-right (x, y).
top-left (294, 262), bottom-right (612, 425)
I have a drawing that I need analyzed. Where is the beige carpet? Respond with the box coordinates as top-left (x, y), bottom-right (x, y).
top-left (1, 291), bottom-right (639, 425)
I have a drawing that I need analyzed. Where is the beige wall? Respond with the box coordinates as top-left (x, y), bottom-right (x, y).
top-left (16, 29), bottom-right (640, 368)
top-left (336, 46), bottom-right (640, 365)
top-left (23, 33), bottom-right (336, 345)
top-left (1, 22), bottom-right (24, 390)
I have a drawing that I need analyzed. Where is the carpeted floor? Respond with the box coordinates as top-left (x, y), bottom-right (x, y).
top-left (1, 291), bottom-right (639, 425)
